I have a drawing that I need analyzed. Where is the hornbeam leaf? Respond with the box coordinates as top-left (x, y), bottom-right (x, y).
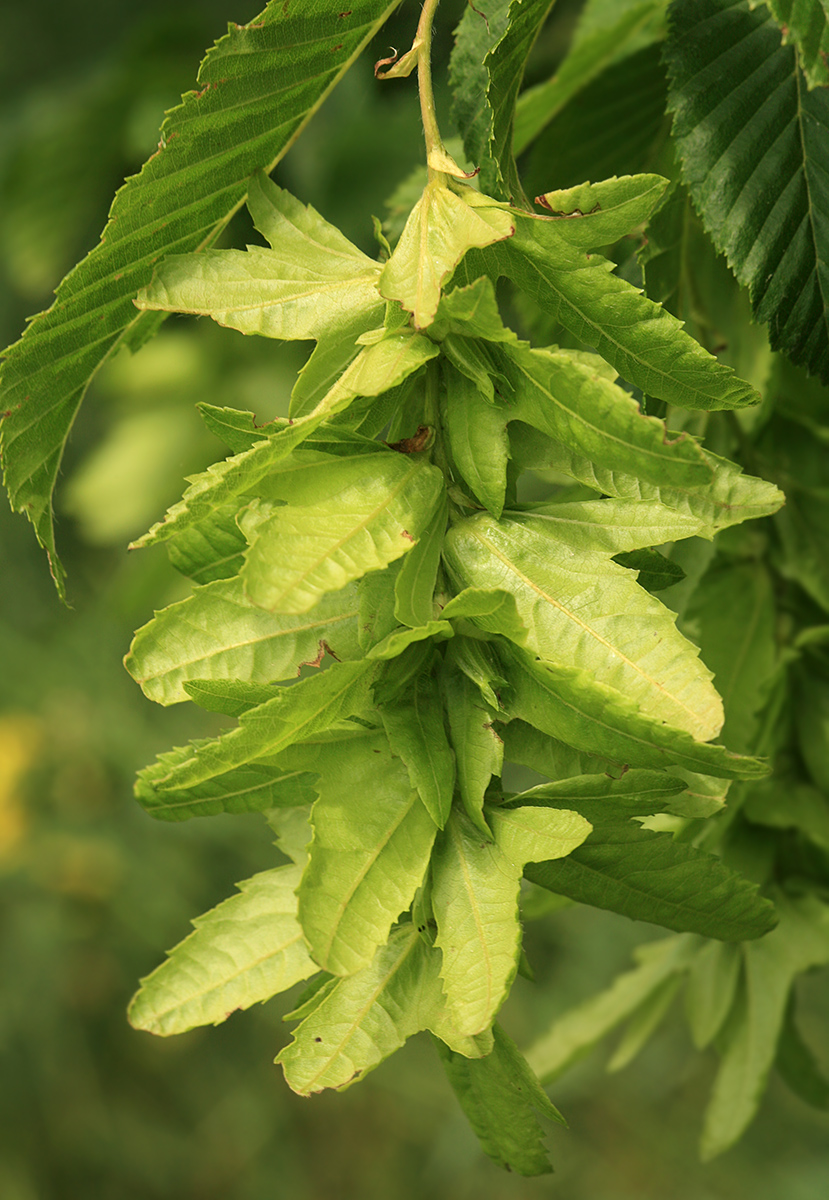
top-left (366, 619), bottom-right (454, 660)
top-left (760, 0), bottom-right (829, 88)
top-left (125, 576), bottom-right (362, 706)
top-left (132, 332), bottom-right (439, 551)
top-left (136, 174), bottom-right (384, 341)
top-left (378, 180), bottom-right (514, 328)
top-left (432, 807), bottom-right (589, 1036)
top-left (128, 865), bottom-right (316, 1036)
top-left (501, 717), bottom-right (619, 780)
top-left (684, 938), bottom-right (743, 1050)
top-left (526, 935), bottom-right (698, 1081)
top-left (534, 174), bottom-right (669, 250)
top-left (277, 925), bottom-right (489, 1095)
top-left (450, 0), bottom-right (512, 184)
top-left (434, 1024), bottom-right (565, 1177)
top-left (443, 362), bottom-right (510, 517)
top-left (701, 892), bottom-right (829, 1159)
top-left (498, 643), bottom-right (769, 779)
top-left (443, 507), bottom-right (723, 740)
top-left (298, 738), bottom-right (437, 975)
top-left (394, 492), bottom-right (448, 627)
top-left (514, 0), bottom-right (668, 153)
top-left (184, 679), bottom-right (281, 718)
top-left (502, 342), bottom-right (716, 489)
top-left (0, 0), bottom-right (402, 597)
top-left (445, 636), bottom-right (508, 712)
top-left (240, 455), bottom-right (444, 614)
top-left (666, 0), bottom-right (829, 381)
top-left (135, 659), bottom-right (377, 816)
top-left (165, 502), bottom-right (248, 584)
top-left (431, 274), bottom-right (522, 346)
top-left (444, 665), bottom-right (504, 834)
top-left (508, 421), bottom-right (784, 537)
top-left (490, 220), bottom-right (761, 409)
top-left (380, 671), bottom-right (455, 829)
top-left (518, 786), bottom-right (777, 939)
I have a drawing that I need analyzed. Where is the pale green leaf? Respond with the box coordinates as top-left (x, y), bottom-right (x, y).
top-left (443, 362), bottom-right (510, 517)
top-left (431, 274), bottom-right (520, 345)
top-left (125, 576), bottom-right (362, 706)
top-left (444, 668), bottom-right (504, 835)
top-left (366, 619), bottom-right (454, 660)
top-left (527, 935), bottom-right (697, 1081)
top-left (380, 670), bottom-right (455, 829)
top-left (277, 925), bottom-right (488, 1095)
top-left (128, 864), bottom-right (316, 1036)
top-left (443, 507), bottom-right (723, 741)
top-left (508, 422), bottom-right (784, 538)
top-left (0, 0), bottom-right (402, 596)
top-left (607, 974), bottom-right (681, 1071)
top-left (378, 180), bottom-right (514, 328)
top-left (445, 636), bottom-right (508, 712)
top-left (132, 332), bottom-right (438, 552)
top-left (136, 173), bottom-right (384, 341)
top-left (534, 174), bottom-right (669, 249)
top-left (435, 1023), bottom-right (565, 1177)
top-left (239, 454), bottom-right (444, 614)
top-left (135, 659), bottom-right (377, 818)
top-left (500, 718), bottom-right (618, 780)
top-left (498, 643), bottom-right (769, 780)
top-left (394, 492), bottom-right (448, 627)
top-left (701, 893), bottom-right (829, 1159)
top-left (298, 737), bottom-right (436, 975)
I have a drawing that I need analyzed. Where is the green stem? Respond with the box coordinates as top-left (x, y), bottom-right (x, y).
top-left (416, 0), bottom-right (445, 181)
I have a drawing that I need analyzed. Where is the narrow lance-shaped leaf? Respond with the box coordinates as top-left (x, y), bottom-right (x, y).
top-left (394, 492), bottom-right (448, 627)
top-left (135, 658), bottom-right (377, 818)
top-left (443, 362), bottom-right (510, 517)
top-left (498, 641), bottom-right (770, 780)
top-left (517, 782), bottom-right (778, 940)
top-left (0, 0), bottom-right (402, 597)
top-left (277, 925), bottom-right (491, 1096)
top-left (435, 1024), bottom-right (566, 1177)
top-left (125, 576), bottom-right (362, 706)
top-left (298, 737), bottom-right (437, 976)
top-left (132, 331), bottom-right (439, 552)
top-left (128, 865), bottom-right (317, 1037)
top-left (380, 669), bottom-right (455, 829)
top-left (444, 506), bottom-right (724, 741)
top-left (444, 663), bottom-right (504, 835)
top-left (240, 453), bottom-right (445, 614)
top-left (666, 0), bottom-right (829, 381)
top-left (431, 806), bottom-right (590, 1037)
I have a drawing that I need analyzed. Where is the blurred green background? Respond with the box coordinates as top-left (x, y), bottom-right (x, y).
top-left (2, 2), bottom-right (828, 1197)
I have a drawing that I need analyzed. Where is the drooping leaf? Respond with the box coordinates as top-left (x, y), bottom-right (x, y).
top-left (700, 892), bottom-right (829, 1159)
top-left (393, 492), bottom-right (448, 627)
top-left (125, 576), bottom-right (362, 706)
top-left (135, 659), bottom-right (377, 818)
top-left (128, 865), bottom-right (317, 1036)
top-left (775, 993), bottom-right (829, 1110)
top-left (444, 664), bottom-right (504, 834)
top-left (498, 642), bottom-right (769, 779)
top-left (519, 784), bottom-right (777, 939)
top-left (666, 0), bottom-right (829, 381)
top-left (443, 506), bottom-right (724, 740)
top-left (0, 0), bottom-right (402, 596)
top-left (527, 935), bottom-right (697, 1081)
top-left (378, 180), bottom-right (514, 328)
top-left (298, 737), bottom-right (437, 975)
top-left (380, 668), bottom-right (455, 829)
top-left (435, 1023), bottom-right (565, 1177)
top-left (443, 361), bottom-right (510, 516)
top-left (277, 925), bottom-right (490, 1095)
top-left (431, 806), bottom-right (590, 1036)
top-left (239, 453), bottom-right (444, 614)
top-left (489, 217), bottom-right (762, 410)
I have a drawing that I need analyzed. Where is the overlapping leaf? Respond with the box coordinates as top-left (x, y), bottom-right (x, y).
top-left (0, 0), bottom-right (402, 597)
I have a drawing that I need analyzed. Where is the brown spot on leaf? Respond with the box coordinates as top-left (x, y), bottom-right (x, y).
top-left (400, 530), bottom-right (415, 543)
top-left (387, 424), bottom-right (431, 454)
top-left (331, 43), bottom-right (344, 52)
top-left (536, 195), bottom-right (601, 219)
top-left (339, 9), bottom-right (352, 16)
